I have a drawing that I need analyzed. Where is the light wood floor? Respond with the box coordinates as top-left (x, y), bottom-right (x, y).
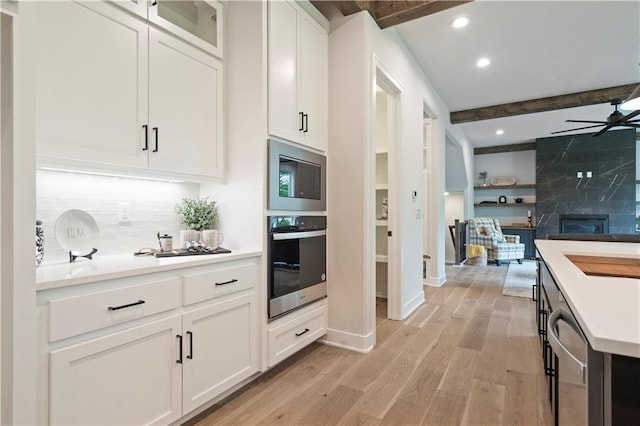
top-left (190, 264), bottom-right (553, 426)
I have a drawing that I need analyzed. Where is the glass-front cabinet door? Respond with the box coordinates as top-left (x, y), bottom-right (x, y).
top-left (149, 0), bottom-right (223, 58)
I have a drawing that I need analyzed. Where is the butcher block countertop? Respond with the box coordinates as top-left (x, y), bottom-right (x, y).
top-left (535, 240), bottom-right (640, 358)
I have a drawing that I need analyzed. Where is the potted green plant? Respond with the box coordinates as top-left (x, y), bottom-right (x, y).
top-left (176, 197), bottom-right (218, 248)
top-left (478, 170), bottom-right (488, 186)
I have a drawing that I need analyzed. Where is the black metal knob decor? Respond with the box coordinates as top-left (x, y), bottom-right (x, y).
top-left (36, 220), bottom-right (44, 266)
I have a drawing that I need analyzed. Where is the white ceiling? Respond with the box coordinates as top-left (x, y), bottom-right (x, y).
top-left (395, 1), bottom-right (640, 148)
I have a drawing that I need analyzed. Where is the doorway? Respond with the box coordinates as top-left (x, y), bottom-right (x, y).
top-left (372, 61), bottom-right (401, 321)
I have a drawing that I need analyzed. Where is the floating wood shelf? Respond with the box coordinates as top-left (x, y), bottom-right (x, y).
top-left (376, 219), bottom-right (388, 226)
top-left (474, 184), bottom-right (536, 190)
top-left (474, 203), bottom-right (536, 207)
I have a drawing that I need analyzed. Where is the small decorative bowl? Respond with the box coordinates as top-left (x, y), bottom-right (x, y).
top-left (514, 197), bottom-right (524, 203)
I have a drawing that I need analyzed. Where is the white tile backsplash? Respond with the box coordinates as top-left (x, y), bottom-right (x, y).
top-left (37, 170), bottom-right (199, 262)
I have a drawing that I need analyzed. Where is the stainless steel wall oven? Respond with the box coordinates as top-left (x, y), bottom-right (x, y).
top-left (267, 215), bottom-right (327, 320)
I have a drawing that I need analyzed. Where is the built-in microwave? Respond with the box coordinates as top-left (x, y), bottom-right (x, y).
top-left (268, 139), bottom-right (326, 211)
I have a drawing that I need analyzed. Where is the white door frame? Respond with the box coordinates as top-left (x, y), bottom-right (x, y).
top-left (369, 55), bottom-right (403, 322)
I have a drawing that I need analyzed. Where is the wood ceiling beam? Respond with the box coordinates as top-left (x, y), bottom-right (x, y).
top-left (450, 83), bottom-right (639, 124)
top-left (329, 1), bottom-right (473, 29)
top-left (330, 1), bottom-right (371, 17)
top-left (373, 1), bottom-right (474, 29)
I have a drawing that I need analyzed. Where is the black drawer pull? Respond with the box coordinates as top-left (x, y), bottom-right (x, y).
top-left (295, 328), bottom-right (310, 337)
top-left (176, 334), bottom-right (183, 364)
top-left (142, 124), bottom-right (149, 151)
top-left (299, 112), bottom-right (304, 131)
top-left (187, 331), bottom-right (193, 360)
top-left (215, 279), bottom-right (238, 286)
top-left (152, 127), bottom-right (159, 152)
top-left (108, 299), bottom-right (145, 311)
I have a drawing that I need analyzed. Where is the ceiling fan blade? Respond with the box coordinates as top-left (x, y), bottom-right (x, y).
top-left (550, 124), bottom-right (605, 134)
top-left (592, 124), bottom-right (615, 137)
top-left (621, 109), bottom-right (640, 121)
top-left (565, 119), bottom-right (609, 124)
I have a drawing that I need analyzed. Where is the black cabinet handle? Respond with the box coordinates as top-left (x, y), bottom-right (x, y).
top-left (142, 124), bottom-right (149, 151)
top-left (303, 113), bottom-right (309, 133)
top-left (176, 334), bottom-right (183, 364)
top-left (187, 331), bottom-right (193, 360)
top-left (295, 328), bottom-right (310, 337)
top-left (299, 112), bottom-right (304, 131)
top-left (152, 127), bottom-right (159, 152)
top-left (151, 0), bottom-right (158, 6)
top-left (108, 299), bottom-right (145, 311)
top-left (215, 278), bottom-right (238, 286)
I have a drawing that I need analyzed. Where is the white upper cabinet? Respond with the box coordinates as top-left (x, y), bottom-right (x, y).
top-left (36, 1), bottom-right (224, 179)
top-left (149, 28), bottom-right (223, 177)
top-left (36, 1), bottom-right (149, 169)
top-left (268, 0), bottom-right (328, 152)
top-left (111, 0), bottom-right (223, 59)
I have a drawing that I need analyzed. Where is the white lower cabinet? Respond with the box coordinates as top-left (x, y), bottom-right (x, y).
top-left (50, 316), bottom-right (183, 426)
top-left (182, 292), bottom-right (257, 413)
top-left (267, 300), bottom-right (327, 368)
top-left (40, 257), bottom-right (260, 425)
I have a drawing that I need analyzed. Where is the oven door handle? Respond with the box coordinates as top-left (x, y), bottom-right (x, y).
top-left (547, 308), bottom-right (587, 384)
top-left (272, 230), bottom-right (326, 240)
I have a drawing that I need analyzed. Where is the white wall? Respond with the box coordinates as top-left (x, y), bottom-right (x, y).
top-left (7, 3), bottom-right (38, 423)
top-left (474, 150), bottom-right (536, 186)
top-left (325, 8), bottom-right (474, 352)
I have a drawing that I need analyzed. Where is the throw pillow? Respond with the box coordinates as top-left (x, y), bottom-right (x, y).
top-left (486, 229), bottom-right (506, 242)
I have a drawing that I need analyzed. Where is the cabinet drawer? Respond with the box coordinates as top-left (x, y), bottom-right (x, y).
top-left (267, 303), bottom-right (327, 367)
top-left (183, 263), bottom-right (257, 305)
top-left (49, 278), bottom-right (180, 342)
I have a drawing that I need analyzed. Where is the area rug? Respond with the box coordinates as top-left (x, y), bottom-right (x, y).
top-left (502, 261), bottom-right (537, 298)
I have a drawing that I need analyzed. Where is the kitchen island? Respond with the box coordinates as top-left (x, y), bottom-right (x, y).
top-left (535, 240), bottom-right (640, 358)
top-left (535, 239), bottom-right (640, 426)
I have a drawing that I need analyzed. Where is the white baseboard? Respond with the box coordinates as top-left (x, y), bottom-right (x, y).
top-left (321, 328), bottom-right (374, 353)
top-left (402, 291), bottom-right (425, 319)
top-left (424, 272), bottom-right (446, 287)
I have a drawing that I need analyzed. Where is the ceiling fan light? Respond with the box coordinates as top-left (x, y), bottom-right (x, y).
top-left (621, 84), bottom-right (640, 110)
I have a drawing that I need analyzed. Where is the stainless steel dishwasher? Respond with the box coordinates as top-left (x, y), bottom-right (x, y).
top-left (547, 293), bottom-right (605, 426)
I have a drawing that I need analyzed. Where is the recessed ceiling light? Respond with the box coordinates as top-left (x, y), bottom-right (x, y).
top-left (496, 129), bottom-right (504, 135)
top-left (476, 58), bottom-right (490, 68)
top-left (452, 17), bottom-right (469, 28)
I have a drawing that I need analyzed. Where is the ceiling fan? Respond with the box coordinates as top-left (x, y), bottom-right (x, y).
top-left (551, 99), bottom-right (640, 137)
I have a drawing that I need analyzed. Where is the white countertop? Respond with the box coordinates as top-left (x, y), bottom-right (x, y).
top-left (36, 249), bottom-right (262, 290)
top-left (535, 240), bottom-right (640, 358)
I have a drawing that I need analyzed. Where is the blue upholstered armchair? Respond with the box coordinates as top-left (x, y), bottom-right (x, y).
top-left (468, 217), bottom-right (525, 266)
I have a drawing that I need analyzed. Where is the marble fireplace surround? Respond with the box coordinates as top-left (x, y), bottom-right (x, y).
top-left (535, 128), bottom-right (636, 239)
